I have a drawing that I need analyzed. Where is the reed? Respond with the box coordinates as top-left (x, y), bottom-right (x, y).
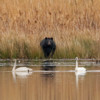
top-left (0, 0), bottom-right (100, 58)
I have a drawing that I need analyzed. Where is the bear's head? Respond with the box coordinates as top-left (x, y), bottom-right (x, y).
top-left (45, 37), bottom-right (53, 46)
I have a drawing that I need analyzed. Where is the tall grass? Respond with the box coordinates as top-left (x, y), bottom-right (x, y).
top-left (0, 0), bottom-right (100, 58)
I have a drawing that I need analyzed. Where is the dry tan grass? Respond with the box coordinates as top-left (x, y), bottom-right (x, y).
top-left (0, 0), bottom-right (100, 58)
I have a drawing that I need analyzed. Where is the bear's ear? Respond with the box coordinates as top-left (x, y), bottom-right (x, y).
top-left (45, 37), bottom-right (47, 40)
top-left (51, 37), bottom-right (53, 40)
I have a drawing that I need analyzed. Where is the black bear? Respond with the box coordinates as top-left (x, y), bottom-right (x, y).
top-left (40, 37), bottom-right (56, 58)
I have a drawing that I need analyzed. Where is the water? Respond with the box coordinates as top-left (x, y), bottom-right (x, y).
top-left (0, 59), bottom-right (100, 100)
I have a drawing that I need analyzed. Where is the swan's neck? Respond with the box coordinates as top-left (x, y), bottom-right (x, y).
top-left (12, 60), bottom-right (16, 71)
top-left (76, 59), bottom-right (78, 69)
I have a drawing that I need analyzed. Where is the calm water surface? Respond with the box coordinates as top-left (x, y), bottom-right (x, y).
top-left (0, 60), bottom-right (100, 100)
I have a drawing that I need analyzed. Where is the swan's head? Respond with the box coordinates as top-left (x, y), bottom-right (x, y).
top-left (13, 59), bottom-right (17, 64)
top-left (75, 57), bottom-right (78, 61)
top-left (13, 59), bottom-right (17, 63)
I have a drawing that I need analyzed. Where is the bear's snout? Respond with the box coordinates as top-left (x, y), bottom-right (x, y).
top-left (47, 41), bottom-right (51, 45)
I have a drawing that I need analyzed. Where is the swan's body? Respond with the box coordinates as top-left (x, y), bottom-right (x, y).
top-left (12, 59), bottom-right (33, 72)
top-left (75, 57), bottom-right (86, 87)
top-left (75, 57), bottom-right (86, 73)
top-left (15, 67), bottom-right (32, 72)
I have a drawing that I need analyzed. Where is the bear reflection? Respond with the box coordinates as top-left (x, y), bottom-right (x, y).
top-left (41, 60), bottom-right (56, 70)
top-left (41, 60), bottom-right (56, 78)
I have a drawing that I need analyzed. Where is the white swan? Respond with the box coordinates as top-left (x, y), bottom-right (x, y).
top-left (12, 59), bottom-right (33, 72)
top-left (75, 57), bottom-right (86, 88)
top-left (75, 57), bottom-right (86, 73)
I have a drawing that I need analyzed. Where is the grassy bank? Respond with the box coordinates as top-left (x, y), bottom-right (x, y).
top-left (0, 0), bottom-right (100, 58)
top-left (0, 30), bottom-right (99, 59)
